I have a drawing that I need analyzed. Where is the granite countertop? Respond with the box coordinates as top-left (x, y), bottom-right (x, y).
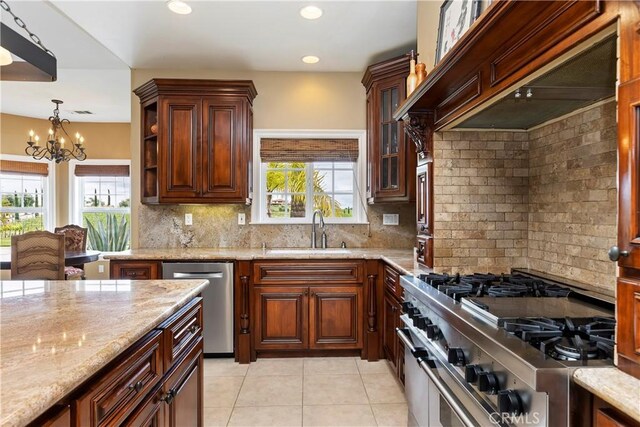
top-left (573, 368), bottom-right (640, 422)
top-left (104, 248), bottom-right (430, 276)
top-left (0, 279), bottom-right (209, 427)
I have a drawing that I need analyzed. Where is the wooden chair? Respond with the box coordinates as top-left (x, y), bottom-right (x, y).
top-left (55, 224), bottom-right (88, 279)
top-left (11, 231), bottom-right (66, 280)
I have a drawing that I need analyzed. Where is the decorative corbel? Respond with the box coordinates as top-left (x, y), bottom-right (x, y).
top-left (402, 110), bottom-right (434, 162)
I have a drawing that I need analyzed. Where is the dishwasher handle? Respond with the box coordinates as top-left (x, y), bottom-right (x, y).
top-left (172, 272), bottom-right (224, 279)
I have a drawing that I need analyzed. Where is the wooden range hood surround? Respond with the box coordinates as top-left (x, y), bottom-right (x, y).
top-left (394, 0), bottom-right (625, 156)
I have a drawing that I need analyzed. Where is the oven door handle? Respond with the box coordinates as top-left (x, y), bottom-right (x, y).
top-left (418, 359), bottom-right (478, 427)
top-left (396, 327), bottom-right (416, 352)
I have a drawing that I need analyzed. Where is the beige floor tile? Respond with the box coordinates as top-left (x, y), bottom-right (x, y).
top-left (356, 358), bottom-right (395, 375)
top-left (371, 403), bottom-right (410, 427)
top-left (303, 374), bottom-right (369, 405)
top-left (361, 374), bottom-right (406, 404)
top-left (204, 358), bottom-right (249, 377)
top-left (236, 375), bottom-right (303, 406)
top-left (203, 376), bottom-right (245, 407)
top-left (227, 405), bottom-right (303, 426)
top-left (303, 357), bottom-right (359, 375)
top-left (303, 404), bottom-right (377, 427)
top-left (246, 358), bottom-right (304, 376)
top-left (204, 406), bottom-right (233, 426)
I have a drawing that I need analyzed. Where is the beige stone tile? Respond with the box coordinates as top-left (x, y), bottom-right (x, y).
top-left (303, 357), bottom-right (359, 375)
top-left (227, 405), bottom-right (303, 426)
top-left (203, 376), bottom-right (244, 407)
top-left (303, 404), bottom-right (377, 427)
top-left (371, 403), bottom-right (409, 427)
top-left (361, 373), bottom-right (406, 404)
top-left (204, 358), bottom-right (249, 377)
top-left (203, 406), bottom-right (233, 426)
top-left (355, 358), bottom-right (395, 375)
top-left (303, 374), bottom-right (368, 405)
top-left (235, 375), bottom-right (302, 406)
top-left (246, 358), bottom-right (304, 376)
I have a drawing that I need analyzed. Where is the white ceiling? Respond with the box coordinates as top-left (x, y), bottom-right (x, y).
top-left (0, 0), bottom-right (417, 123)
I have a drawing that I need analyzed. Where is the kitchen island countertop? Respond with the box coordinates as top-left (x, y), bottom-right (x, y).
top-left (0, 279), bottom-right (208, 427)
top-left (104, 247), bottom-right (430, 276)
top-left (573, 367), bottom-right (640, 423)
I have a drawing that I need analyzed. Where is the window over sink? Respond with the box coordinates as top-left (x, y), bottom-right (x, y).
top-left (252, 130), bottom-right (367, 224)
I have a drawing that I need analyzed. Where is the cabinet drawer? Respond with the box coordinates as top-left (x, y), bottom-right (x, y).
top-left (158, 298), bottom-right (203, 372)
top-left (253, 261), bottom-right (364, 285)
top-left (383, 264), bottom-right (400, 297)
top-left (110, 261), bottom-right (160, 280)
top-left (74, 330), bottom-right (163, 426)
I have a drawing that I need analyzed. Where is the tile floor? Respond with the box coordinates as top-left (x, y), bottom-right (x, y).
top-left (203, 357), bottom-right (408, 426)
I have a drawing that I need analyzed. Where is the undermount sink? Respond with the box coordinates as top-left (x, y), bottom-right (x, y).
top-left (267, 248), bottom-right (352, 255)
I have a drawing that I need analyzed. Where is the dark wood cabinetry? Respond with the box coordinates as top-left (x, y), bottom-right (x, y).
top-left (362, 55), bottom-right (416, 204)
top-left (254, 286), bottom-right (308, 350)
top-left (309, 286), bottom-right (363, 349)
top-left (382, 263), bottom-right (405, 385)
top-left (416, 162), bottom-right (434, 268)
top-left (134, 79), bottom-right (257, 204)
top-left (110, 261), bottom-right (161, 280)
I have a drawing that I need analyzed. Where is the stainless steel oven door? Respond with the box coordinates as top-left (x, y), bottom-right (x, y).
top-left (398, 328), bottom-right (506, 427)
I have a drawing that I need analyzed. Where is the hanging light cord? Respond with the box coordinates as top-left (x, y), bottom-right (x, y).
top-left (0, 0), bottom-right (56, 58)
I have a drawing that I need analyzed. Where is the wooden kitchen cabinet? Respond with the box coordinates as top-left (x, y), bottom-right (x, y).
top-left (382, 263), bottom-right (405, 385)
top-left (362, 55), bottom-right (416, 204)
top-left (254, 286), bottom-right (308, 350)
top-left (309, 286), bottom-right (363, 349)
top-left (416, 162), bottom-right (434, 268)
top-left (162, 339), bottom-right (203, 427)
top-left (110, 261), bottom-right (161, 280)
top-left (134, 79), bottom-right (257, 204)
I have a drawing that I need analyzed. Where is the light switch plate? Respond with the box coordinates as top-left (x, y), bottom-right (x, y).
top-left (238, 213), bottom-right (246, 225)
top-left (383, 214), bottom-right (399, 225)
top-left (185, 213), bottom-right (193, 226)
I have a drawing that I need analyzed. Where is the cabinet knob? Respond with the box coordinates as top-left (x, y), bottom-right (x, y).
top-left (608, 246), bottom-right (629, 262)
top-left (304, 290), bottom-right (308, 296)
top-left (128, 380), bottom-right (144, 393)
top-left (160, 389), bottom-right (175, 405)
top-left (189, 324), bottom-right (199, 334)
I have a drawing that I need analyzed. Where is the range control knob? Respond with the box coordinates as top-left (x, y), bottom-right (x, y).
top-left (478, 372), bottom-right (500, 395)
top-left (465, 365), bottom-right (483, 384)
top-left (401, 302), bottom-right (413, 313)
top-left (425, 324), bottom-right (441, 340)
top-left (498, 390), bottom-right (523, 415)
top-left (409, 307), bottom-right (421, 319)
top-left (414, 316), bottom-right (431, 329)
top-left (447, 348), bottom-right (466, 366)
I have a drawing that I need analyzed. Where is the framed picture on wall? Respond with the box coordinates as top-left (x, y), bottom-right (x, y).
top-left (435, 0), bottom-right (482, 64)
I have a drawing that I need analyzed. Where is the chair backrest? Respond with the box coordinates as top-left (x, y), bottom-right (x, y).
top-left (11, 231), bottom-right (65, 280)
top-left (54, 224), bottom-right (88, 252)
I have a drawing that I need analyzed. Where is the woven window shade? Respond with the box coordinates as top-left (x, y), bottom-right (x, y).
top-left (74, 165), bottom-right (130, 177)
top-left (0, 160), bottom-right (48, 176)
top-left (260, 138), bottom-right (359, 162)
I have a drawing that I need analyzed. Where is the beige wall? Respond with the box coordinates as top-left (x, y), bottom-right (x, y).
top-left (0, 113), bottom-right (131, 227)
top-left (417, 0), bottom-right (444, 68)
top-left (130, 69), bottom-right (369, 249)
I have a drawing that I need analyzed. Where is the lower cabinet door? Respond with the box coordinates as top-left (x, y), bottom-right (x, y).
top-left (165, 339), bottom-right (203, 427)
top-left (309, 286), bottom-right (363, 349)
top-left (124, 385), bottom-right (165, 427)
top-left (383, 292), bottom-right (399, 366)
top-left (254, 286), bottom-right (308, 350)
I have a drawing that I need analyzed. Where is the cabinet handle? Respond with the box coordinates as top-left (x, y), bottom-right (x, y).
top-left (189, 324), bottom-right (199, 334)
top-left (310, 291), bottom-right (315, 297)
top-left (304, 290), bottom-right (308, 296)
top-left (160, 389), bottom-right (175, 405)
top-left (608, 246), bottom-right (630, 262)
top-left (128, 380), bottom-right (144, 393)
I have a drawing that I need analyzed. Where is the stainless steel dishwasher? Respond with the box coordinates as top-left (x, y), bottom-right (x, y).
top-left (162, 262), bottom-right (234, 356)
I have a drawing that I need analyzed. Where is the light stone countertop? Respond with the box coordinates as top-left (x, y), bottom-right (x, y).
top-left (573, 367), bottom-right (640, 422)
top-left (103, 248), bottom-right (431, 277)
top-left (0, 279), bottom-right (209, 427)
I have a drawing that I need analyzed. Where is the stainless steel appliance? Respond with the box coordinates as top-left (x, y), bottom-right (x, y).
top-left (162, 262), bottom-right (234, 355)
top-left (399, 270), bottom-right (615, 427)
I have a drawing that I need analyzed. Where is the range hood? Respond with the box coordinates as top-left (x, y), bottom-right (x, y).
top-left (455, 34), bottom-right (616, 130)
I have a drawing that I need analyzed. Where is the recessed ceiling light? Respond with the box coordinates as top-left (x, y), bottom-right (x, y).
top-left (167, 0), bottom-right (192, 15)
top-left (302, 55), bottom-right (320, 64)
top-left (300, 6), bottom-right (323, 20)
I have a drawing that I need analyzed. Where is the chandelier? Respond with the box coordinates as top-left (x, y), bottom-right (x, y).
top-left (25, 100), bottom-right (87, 163)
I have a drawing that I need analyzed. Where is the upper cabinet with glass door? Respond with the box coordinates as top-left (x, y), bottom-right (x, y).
top-left (362, 55), bottom-right (416, 204)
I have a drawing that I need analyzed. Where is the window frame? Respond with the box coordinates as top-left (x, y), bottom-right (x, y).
top-left (251, 130), bottom-right (367, 225)
top-left (68, 159), bottom-right (131, 247)
top-left (0, 153), bottom-right (55, 231)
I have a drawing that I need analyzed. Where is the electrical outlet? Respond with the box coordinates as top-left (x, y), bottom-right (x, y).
top-left (185, 213), bottom-right (193, 226)
top-left (238, 213), bottom-right (246, 225)
top-left (98, 265), bottom-right (105, 273)
top-left (383, 214), bottom-right (399, 225)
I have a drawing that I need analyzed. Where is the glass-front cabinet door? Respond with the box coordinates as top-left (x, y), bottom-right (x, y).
top-left (380, 85), bottom-right (400, 192)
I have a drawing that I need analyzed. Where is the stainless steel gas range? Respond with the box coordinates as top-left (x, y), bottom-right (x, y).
top-left (398, 271), bottom-right (615, 427)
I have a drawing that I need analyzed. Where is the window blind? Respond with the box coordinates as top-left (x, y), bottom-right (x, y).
top-left (260, 138), bottom-right (359, 162)
top-left (0, 160), bottom-right (48, 176)
top-left (74, 165), bottom-right (130, 177)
